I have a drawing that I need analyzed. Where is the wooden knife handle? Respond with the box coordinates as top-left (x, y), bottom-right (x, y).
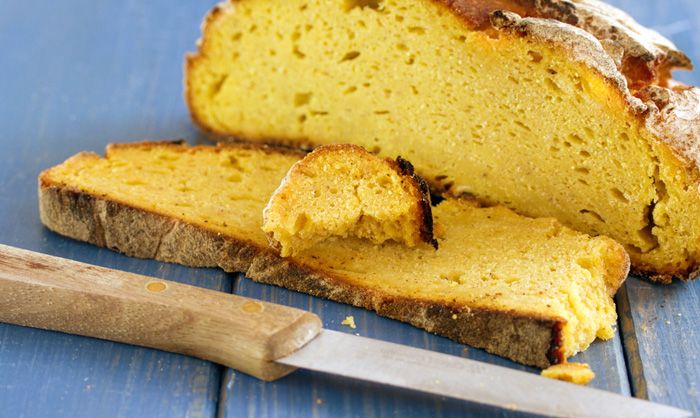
top-left (0, 244), bottom-right (322, 381)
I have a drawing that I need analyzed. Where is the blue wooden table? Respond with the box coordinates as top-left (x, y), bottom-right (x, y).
top-left (0, 0), bottom-right (698, 416)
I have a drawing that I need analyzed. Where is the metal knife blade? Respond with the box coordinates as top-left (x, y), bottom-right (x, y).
top-left (0, 244), bottom-right (691, 418)
top-left (278, 329), bottom-right (691, 418)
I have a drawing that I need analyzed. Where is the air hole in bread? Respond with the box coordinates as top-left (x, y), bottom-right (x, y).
top-left (293, 46), bottom-right (305, 59)
top-left (580, 209), bottom-right (604, 223)
top-left (222, 155), bottom-right (245, 171)
top-left (293, 213), bottom-right (309, 233)
top-left (527, 50), bottom-right (543, 63)
top-left (340, 51), bottom-right (361, 62)
top-left (408, 26), bottom-right (426, 34)
top-left (294, 92), bottom-right (312, 107)
top-left (610, 188), bottom-right (629, 204)
top-left (545, 78), bottom-right (561, 92)
top-left (157, 153), bottom-right (180, 162)
top-left (514, 121), bottom-right (531, 132)
top-left (209, 75), bottom-right (228, 100)
top-left (575, 167), bottom-right (589, 175)
top-left (344, 0), bottom-right (381, 12)
top-left (568, 134), bottom-right (584, 145)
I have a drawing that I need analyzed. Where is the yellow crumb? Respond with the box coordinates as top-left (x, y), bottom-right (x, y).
top-left (433, 223), bottom-right (446, 239)
top-left (342, 316), bottom-right (357, 329)
top-left (541, 362), bottom-right (595, 385)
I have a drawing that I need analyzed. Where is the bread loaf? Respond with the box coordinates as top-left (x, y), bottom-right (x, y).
top-left (39, 141), bottom-right (629, 368)
top-left (185, 0), bottom-right (700, 282)
top-left (263, 143), bottom-right (436, 257)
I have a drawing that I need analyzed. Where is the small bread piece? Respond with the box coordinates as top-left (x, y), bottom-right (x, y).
top-left (38, 141), bottom-right (629, 368)
top-left (185, 0), bottom-right (700, 282)
top-left (263, 144), bottom-right (436, 257)
top-left (541, 362), bottom-right (595, 385)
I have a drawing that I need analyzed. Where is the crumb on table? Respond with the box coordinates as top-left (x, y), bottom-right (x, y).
top-left (341, 316), bottom-right (357, 329)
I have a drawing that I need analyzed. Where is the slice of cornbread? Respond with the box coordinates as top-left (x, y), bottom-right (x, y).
top-left (185, 0), bottom-right (700, 282)
top-left (263, 143), bottom-right (436, 257)
top-left (39, 141), bottom-right (629, 368)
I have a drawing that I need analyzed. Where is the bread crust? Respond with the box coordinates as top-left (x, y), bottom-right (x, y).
top-left (39, 168), bottom-right (567, 368)
top-left (391, 155), bottom-right (438, 249)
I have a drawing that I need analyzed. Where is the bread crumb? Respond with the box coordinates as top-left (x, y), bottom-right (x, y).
top-left (342, 316), bottom-right (357, 329)
top-left (666, 321), bottom-right (671, 324)
top-left (451, 314), bottom-right (458, 319)
top-left (541, 362), bottom-right (594, 385)
top-left (433, 223), bottom-right (446, 239)
top-left (316, 398), bottom-right (323, 404)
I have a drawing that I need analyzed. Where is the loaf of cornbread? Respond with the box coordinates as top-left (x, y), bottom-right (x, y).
top-left (39, 141), bottom-right (629, 368)
top-left (185, 0), bottom-right (700, 283)
top-left (263, 143), bottom-right (436, 257)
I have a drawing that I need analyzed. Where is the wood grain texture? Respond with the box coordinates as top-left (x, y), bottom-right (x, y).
top-left (0, 0), bottom-right (699, 416)
top-left (0, 245), bottom-right (322, 381)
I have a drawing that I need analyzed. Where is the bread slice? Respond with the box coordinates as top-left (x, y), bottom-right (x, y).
top-left (38, 141), bottom-right (629, 368)
top-left (262, 143), bottom-right (436, 257)
top-left (185, 0), bottom-right (700, 283)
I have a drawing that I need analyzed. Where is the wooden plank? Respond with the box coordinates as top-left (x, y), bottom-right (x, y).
top-left (0, 0), bottom-right (224, 416)
top-left (619, 277), bottom-right (700, 412)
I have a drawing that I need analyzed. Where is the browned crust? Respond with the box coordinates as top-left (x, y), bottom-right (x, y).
top-left (436, 0), bottom-right (691, 90)
top-left (392, 155), bottom-right (438, 249)
top-left (38, 153), bottom-right (567, 368)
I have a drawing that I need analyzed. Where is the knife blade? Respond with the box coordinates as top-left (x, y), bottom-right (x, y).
top-left (0, 244), bottom-right (690, 418)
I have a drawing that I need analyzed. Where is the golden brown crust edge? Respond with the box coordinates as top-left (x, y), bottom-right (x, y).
top-left (38, 172), bottom-right (565, 368)
top-left (389, 155), bottom-right (438, 249)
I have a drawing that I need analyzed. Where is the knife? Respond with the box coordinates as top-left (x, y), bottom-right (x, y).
top-left (0, 244), bottom-right (690, 418)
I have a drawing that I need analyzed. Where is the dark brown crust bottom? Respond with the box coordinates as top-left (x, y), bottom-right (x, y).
top-left (38, 176), bottom-right (565, 368)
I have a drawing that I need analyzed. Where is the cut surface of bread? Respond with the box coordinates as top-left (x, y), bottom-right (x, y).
top-left (263, 143), bottom-right (436, 257)
top-left (185, 0), bottom-right (700, 282)
top-left (39, 141), bottom-right (629, 368)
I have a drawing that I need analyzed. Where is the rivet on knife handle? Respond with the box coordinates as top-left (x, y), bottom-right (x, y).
top-left (0, 244), bottom-right (322, 381)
